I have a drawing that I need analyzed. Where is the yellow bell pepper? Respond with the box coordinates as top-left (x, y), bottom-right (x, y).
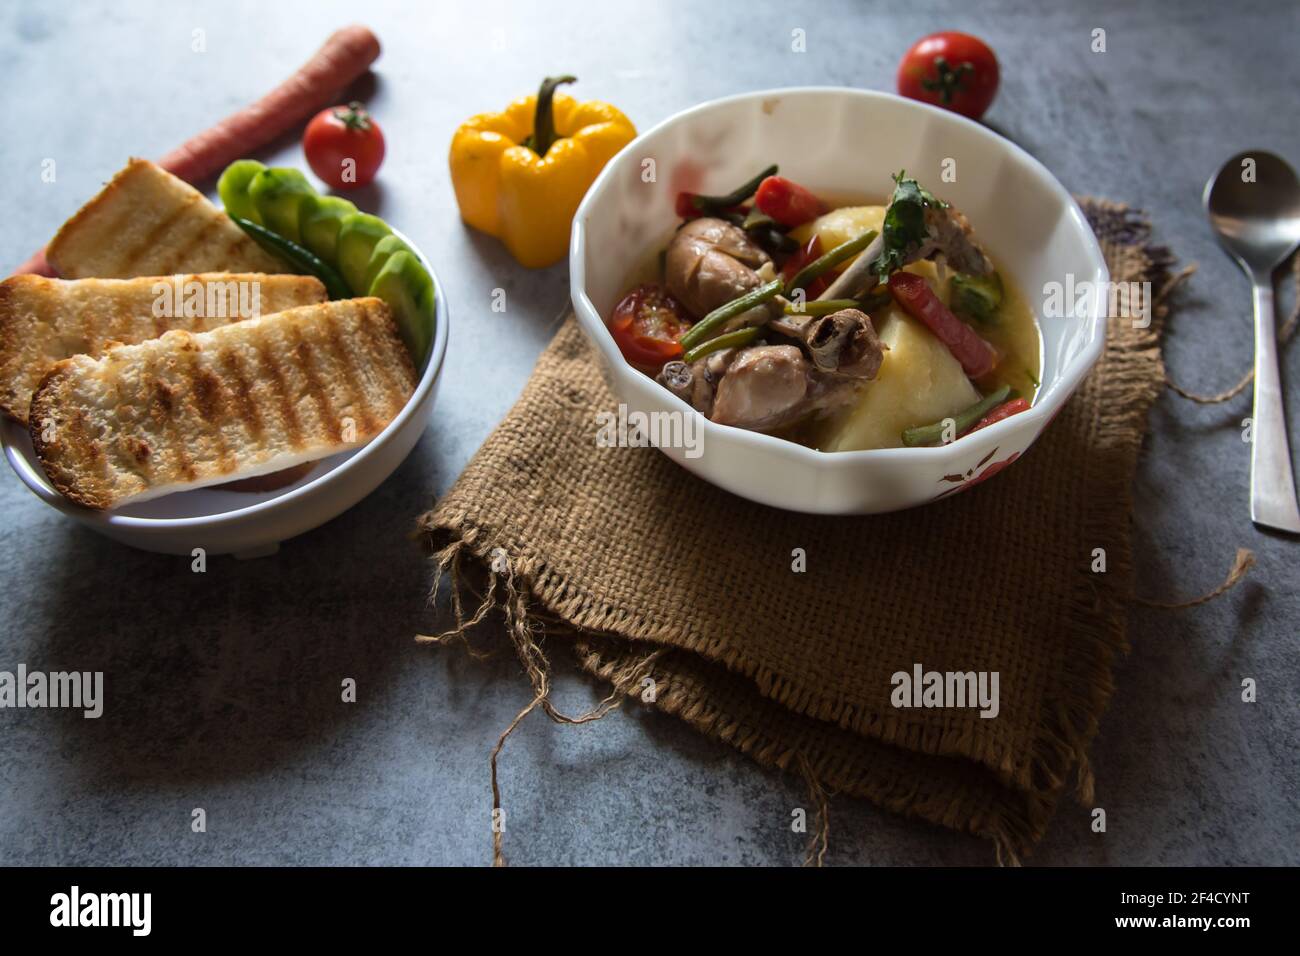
top-left (449, 76), bottom-right (636, 269)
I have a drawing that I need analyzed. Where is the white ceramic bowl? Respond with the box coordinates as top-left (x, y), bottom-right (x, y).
top-left (570, 87), bottom-right (1108, 514)
top-left (2, 232), bottom-right (448, 556)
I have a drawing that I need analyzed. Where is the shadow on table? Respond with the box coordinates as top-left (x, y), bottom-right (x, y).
top-left (34, 432), bottom-right (444, 789)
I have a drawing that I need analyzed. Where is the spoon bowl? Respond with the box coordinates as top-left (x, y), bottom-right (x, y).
top-left (1205, 150), bottom-right (1300, 272)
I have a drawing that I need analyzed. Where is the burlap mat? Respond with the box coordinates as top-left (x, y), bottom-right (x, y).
top-left (418, 199), bottom-right (1182, 864)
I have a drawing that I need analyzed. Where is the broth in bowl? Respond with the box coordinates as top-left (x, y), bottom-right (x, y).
top-left (606, 169), bottom-right (1040, 452)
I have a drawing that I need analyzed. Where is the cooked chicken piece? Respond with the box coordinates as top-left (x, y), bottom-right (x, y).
top-left (656, 347), bottom-right (739, 418)
top-left (803, 308), bottom-right (885, 379)
top-left (707, 344), bottom-right (866, 432)
top-left (665, 217), bottom-right (774, 319)
top-left (766, 307), bottom-right (886, 379)
top-left (917, 205), bottom-right (994, 276)
top-left (710, 346), bottom-right (810, 431)
top-left (657, 360), bottom-right (694, 404)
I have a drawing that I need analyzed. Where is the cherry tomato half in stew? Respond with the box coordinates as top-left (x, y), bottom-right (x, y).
top-left (610, 284), bottom-right (692, 368)
top-left (303, 102), bottom-right (386, 190)
top-left (897, 32), bottom-right (999, 120)
top-left (754, 176), bottom-right (824, 227)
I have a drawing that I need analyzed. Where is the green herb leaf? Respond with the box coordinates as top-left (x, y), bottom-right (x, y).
top-left (871, 170), bottom-right (945, 279)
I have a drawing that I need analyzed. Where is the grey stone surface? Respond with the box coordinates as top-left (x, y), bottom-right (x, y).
top-left (1, 0), bottom-right (1297, 866)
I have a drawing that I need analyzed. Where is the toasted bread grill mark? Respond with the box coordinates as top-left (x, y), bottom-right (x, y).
top-left (115, 196), bottom-right (194, 277)
top-left (354, 300), bottom-right (402, 413)
top-left (318, 306), bottom-right (375, 436)
top-left (254, 336), bottom-right (304, 452)
top-left (192, 365), bottom-right (225, 421)
top-left (152, 192), bottom-right (210, 276)
top-left (217, 346), bottom-right (263, 443)
top-left (151, 372), bottom-right (196, 483)
top-left (185, 352), bottom-right (237, 476)
top-left (29, 299), bottom-right (416, 509)
top-left (287, 322), bottom-right (341, 444)
top-left (218, 233), bottom-right (249, 270)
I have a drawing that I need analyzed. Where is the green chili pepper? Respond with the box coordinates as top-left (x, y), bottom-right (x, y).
top-left (783, 229), bottom-right (878, 296)
top-left (901, 385), bottom-right (1012, 447)
top-left (233, 217), bottom-right (351, 300)
top-left (681, 326), bottom-right (763, 364)
top-left (677, 278), bottom-right (783, 351)
top-left (689, 164), bottom-right (778, 213)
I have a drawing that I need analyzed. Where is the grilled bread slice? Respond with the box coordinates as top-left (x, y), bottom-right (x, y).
top-left (30, 298), bottom-right (416, 510)
top-left (45, 159), bottom-right (286, 278)
top-left (0, 273), bottom-right (326, 423)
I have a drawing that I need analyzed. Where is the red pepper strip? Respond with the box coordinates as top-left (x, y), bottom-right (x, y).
top-left (888, 271), bottom-right (997, 378)
top-left (754, 175), bottom-right (824, 227)
top-left (968, 397), bottom-right (1031, 434)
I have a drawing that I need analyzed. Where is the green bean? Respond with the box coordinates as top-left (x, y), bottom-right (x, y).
top-left (901, 385), bottom-right (1012, 447)
top-left (681, 326), bottom-right (762, 364)
top-left (689, 165), bottom-right (778, 213)
top-left (783, 229), bottom-right (878, 296)
top-left (233, 217), bottom-right (351, 300)
top-left (678, 278), bottom-right (783, 350)
top-left (782, 298), bottom-right (861, 317)
top-left (856, 286), bottom-right (893, 313)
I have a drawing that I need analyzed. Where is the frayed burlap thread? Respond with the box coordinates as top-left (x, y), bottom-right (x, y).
top-left (418, 199), bottom-right (1251, 866)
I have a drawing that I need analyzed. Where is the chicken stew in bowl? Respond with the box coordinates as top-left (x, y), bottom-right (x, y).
top-left (606, 169), bottom-right (1041, 451)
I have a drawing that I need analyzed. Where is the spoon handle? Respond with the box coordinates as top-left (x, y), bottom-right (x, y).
top-left (1249, 275), bottom-right (1300, 533)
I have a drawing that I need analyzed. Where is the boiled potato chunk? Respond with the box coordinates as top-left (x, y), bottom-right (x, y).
top-left (791, 205), bottom-right (886, 273)
top-left (817, 306), bottom-right (979, 451)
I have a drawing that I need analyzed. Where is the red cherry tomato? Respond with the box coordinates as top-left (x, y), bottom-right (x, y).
top-left (303, 102), bottom-right (386, 190)
top-left (610, 284), bottom-right (692, 369)
top-left (754, 176), bottom-right (824, 227)
top-left (897, 32), bottom-right (999, 120)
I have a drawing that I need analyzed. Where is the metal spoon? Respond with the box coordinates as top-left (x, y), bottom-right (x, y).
top-left (1204, 150), bottom-right (1300, 533)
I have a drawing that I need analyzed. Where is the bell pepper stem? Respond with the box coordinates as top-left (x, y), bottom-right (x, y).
top-left (530, 75), bottom-right (577, 158)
